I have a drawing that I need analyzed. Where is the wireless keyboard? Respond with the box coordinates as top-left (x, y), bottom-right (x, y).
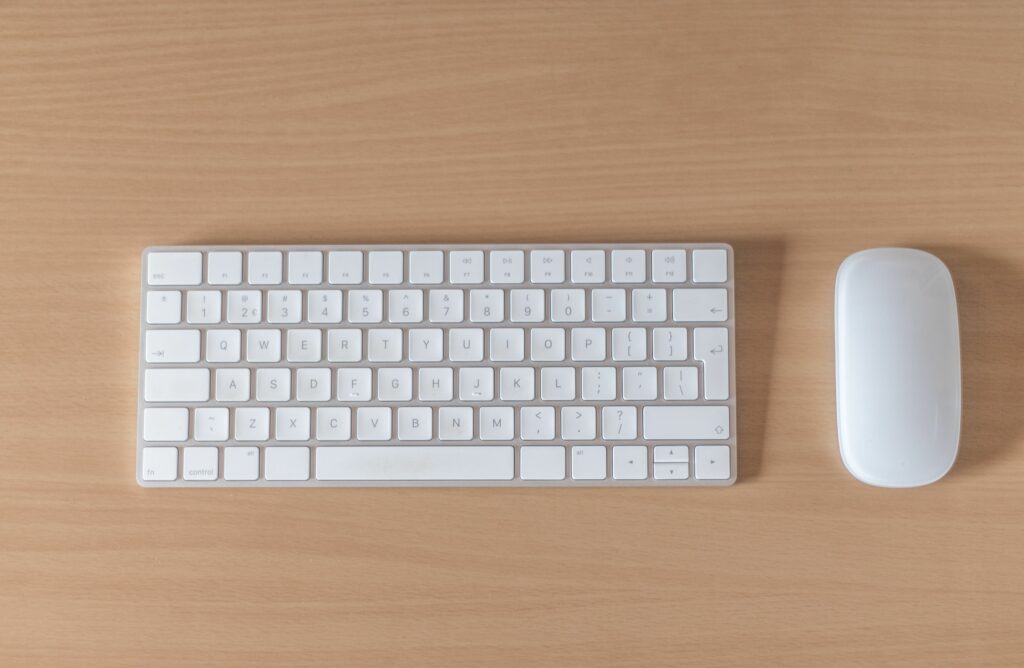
top-left (137, 244), bottom-right (736, 486)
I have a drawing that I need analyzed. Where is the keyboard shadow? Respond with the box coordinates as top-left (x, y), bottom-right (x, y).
top-left (728, 238), bottom-right (785, 482)
top-left (919, 246), bottom-right (1023, 477)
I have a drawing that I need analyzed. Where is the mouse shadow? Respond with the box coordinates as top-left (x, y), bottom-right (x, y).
top-left (726, 238), bottom-right (785, 482)
top-left (919, 246), bottom-right (1023, 477)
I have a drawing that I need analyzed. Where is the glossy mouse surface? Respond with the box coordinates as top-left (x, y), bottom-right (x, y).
top-left (835, 248), bottom-right (961, 488)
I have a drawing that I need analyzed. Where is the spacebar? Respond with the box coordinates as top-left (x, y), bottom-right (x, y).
top-left (316, 446), bottom-right (515, 481)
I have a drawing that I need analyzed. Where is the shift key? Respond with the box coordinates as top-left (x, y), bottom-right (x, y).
top-left (643, 406), bottom-right (730, 440)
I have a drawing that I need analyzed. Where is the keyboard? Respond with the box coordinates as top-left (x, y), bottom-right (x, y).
top-left (137, 244), bottom-right (736, 487)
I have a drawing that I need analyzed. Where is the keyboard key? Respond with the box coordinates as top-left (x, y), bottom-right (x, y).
top-left (571, 328), bottom-right (606, 361)
top-left (571, 445), bottom-right (607, 480)
top-left (489, 250), bottom-right (525, 284)
top-left (246, 329), bottom-right (281, 362)
top-left (398, 407), bottom-right (432, 440)
top-left (145, 330), bottom-right (200, 364)
top-left (459, 367), bottom-right (494, 401)
top-left (611, 327), bottom-right (646, 361)
top-left (409, 329), bottom-right (444, 362)
top-left (429, 289), bottom-right (464, 323)
top-left (449, 250), bottom-right (484, 284)
top-left (143, 408), bottom-right (189, 442)
top-left (368, 251), bottom-right (403, 284)
top-left (561, 406), bottom-right (596, 440)
top-left (296, 368), bottom-right (331, 401)
top-left (144, 369), bottom-right (209, 402)
top-left (631, 289), bottom-right (667, 322)
top-left (654, 462), bottom-right (689, 480)
top-left (141, 447), bottom-right (178, 481)
top-left (622, 366), bottom-right (657, 400)
top-left (378, 367), bottom-right (413, 401)
top-left (419, 367), bottom-right (453, 401)
top-left (602, 406), bottom-right (638, 440)
top-left (694, 327), bottom-right (730, 400)
top-left (611, 250), bottom-right (645, 283)
top-left (255, 368), bottom-right (290, 401)
top-left (479, 407), bottom-right (514, 441)
top-left (208, 251), bottom-right (242, 285)
top-left (409, 251), bottom-right (444, 284)
top-left (530, 328), bottom-right (565, 362)
top-left (653, 445), bottom-right (689, 463)
top-left (146, 291), bottom-right (181, 324)
top-left (695, 445), bottom-right (731, 480)
top-left (449, 328), bottom-right (484, 362)
top-left (183, 447), bottom-right (218, 481)
top-left (327, 329), bottom-right (362, 362)
top-left (691, 249), bottom-right (728, 283)
top-left (672, 288), bottom-right (728, 322)
top-left (642, 406), bottom-right (730, 440)
top-left (356, 407), bottom-right (392, 440)
top-left (439, 407), bottom-right (473, 440)
top-left (264, 447), bottom-right (310, 481)
top-left (470, 289), bottom-right (504, 322)
top-left (499, 367), bottom-right (534, 401)
top-left (224, 447), bottom-right (260, 481)
top-left (194, 407), bottom-right (229, 441)
top-left (275, 407), bottom-right (311, 440)
top-left (186, 290), bottom-right (221, 324)
top-left (663, 367), bottom-right (698, 400)
top-left (216, 368), bottom-right (250, 401)
top-left (226, 290), bottom-right (262, 323)
top-left (348, 290), bottom-right (383, 323)
top-left (651, 250), bottom-right (686, 283)
top-left (316, 407), bottom-right (352, 441)
top-left (570, 250), bottom-right (605, 283)
top-left (328, 251), bottom-right (363, 284)
top-left (653, 327), bottom-right (687, 361)
top-left (389, 289), bottom-right (424, 323)
top-left (235, 407), bottom-right (270, 441)
top-left (248, 251), bottom-right (282, 285)
top-left (337, 368), bottom-right (372, 401)
top-left (287, 251), bottom-right (323, 285)
top-left (591, 289), bottom-right (626, 322)
top-left (530, 250), bottom-right (565, 283)
top-left (489, 328), bottom-right (525, 362)
top-left (613, 446), bottom-right (648, 480)
top-left (287, 329), bottom-right (322, 362)
top-left (147, 252), bottom-right (202, 286)
top-left (315, 446), bottom-right (514, 481)
top-left (540, 367), bottom-right (575, 400)
top-left (520, 446), bottom-right (565, 480)
top-left (509, 289), bottom-right (544, 322)
top-left (267, 290), bottom-right (302, 323)
top-left (521, 406), bottom-right (555, 440)
top-left (307, 290), bottom-right (343, 323)
top-left (550, 289), bottom-right (585, 322)
top-left (581, 367), bottom-right (615, 400)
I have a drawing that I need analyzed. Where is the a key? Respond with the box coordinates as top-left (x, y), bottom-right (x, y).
top-left (611, 250), bottom-right (645, 283)
top-left (142, 408), bottom-right (189, 442)
top-left (307, 290), bottom-right (343, 324)
top-left (388, 289), bottom-right (424, 323)
top-left (591, 289), bottom-right (626, 322)
top-left (470, 289), bottom-right (504, 322)
top-left (509, 289), bottom-right (544, 322)
top-left (499, 367), bottom-right (534, 400)
top-left (540, 367), bottom-right (575, 400)
top-left (356, 407), bottom-right (392, 440)
top-left (429, 289), bottom-right (464, 323)
top-left (194, 408), bottom-right (229, 441)
top-left (571, 327), bottom-right (606, 361)
top-left (550, 289), bottom-right (585, 323)
top-left (459, 367), bottom-right (494, 401)
top-left (530, 328), bottom-right (566, 362)
top-left (255, 368), bottom-right (290, 401)
top-left (581, 367), bottom-right (615, 400)
top-left (226, 290), bottom-right (262, 323)
top-left (186, 290), bottom-right (221, 324)
top-left (141, 447), bottom-right (178, 481)
top-left (264, 447), bottom-right (310, 481)
top-left (560, 406), bottom-right (596, 440)
top-left (235, 407), bottom-right (270, 441)
top-left (479, 407), bottom-right (514, 441)
top-left (694, 445), bottom-right (731, 479)
top-left (246, 329), bottom-right (281, 362)
top-left (438, 407), bottom-right (473, 440)
top-left (337, 368), bottom-right (372, 401)
top-left (653, 327), bottom-right (687, 361)
top-left (613, 445), bottom-right (648, 479)
top-left (449, 328), bottom-right (484, 362)
top-left (409, 329), bottom-right (444, 362)
top-left (622, 366), bottom-right (657, 400)
top-left (571, 445), bottom-right (607, 480)
top-left (489, 328), bottom-right (525, 362)
top-left (215, 368), bottom-right (250, 401)
top-left (520, 406), bottom-right (555, 440)
top-left (419, 368), bottom-right (453, 401)
top-left (316, 407), bottom-right (352, 441)
top-left (398, 407), bottom-right (432, 440)
top-left (631, 289), bottom-right (667, 322)
top-left (223, 447), bottom-right (259, 481)
top-left (275, 407), bottom-right (311, 440)
top-left (602, 406), bottom-right (638, 440)
top-left (267, 290), bottom-right (302, 324)
top-left (612, 327), bottom-right (646, 361)
top-left (327, 329), bottom-right (362, 362)
top-left (378, 368), bottom-right (413, 401)
top-left (663, 367), bottom-right (698, 400)
top-left (348, 290), bottom-right (383, 323)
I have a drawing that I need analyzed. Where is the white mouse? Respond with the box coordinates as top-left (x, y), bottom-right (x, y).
top-left (834, 248), bottom-right (961, 487)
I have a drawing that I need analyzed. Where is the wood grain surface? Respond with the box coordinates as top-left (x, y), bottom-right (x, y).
top-left (2, 1), bottom-right (1023, 665)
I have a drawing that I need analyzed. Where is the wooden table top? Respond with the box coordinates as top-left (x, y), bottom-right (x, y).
top-left (2, 1), bottom-right (1023, 665)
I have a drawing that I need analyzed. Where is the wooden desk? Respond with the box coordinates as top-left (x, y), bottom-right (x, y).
top-left (2, 2), bottom-right (1023, 665)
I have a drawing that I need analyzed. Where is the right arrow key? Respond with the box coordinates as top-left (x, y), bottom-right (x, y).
top-left (695, 445), bottom-right (731, 480)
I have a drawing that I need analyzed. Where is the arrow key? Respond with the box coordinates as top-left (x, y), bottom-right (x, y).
top-left (653, 445), bottom-right (689, 463)
top-left (612, 445), bottom-right (648, 480)
top-left (654, 462), bottom-right (689, 480)
top-left (695, 445), bottom-right (731, 480)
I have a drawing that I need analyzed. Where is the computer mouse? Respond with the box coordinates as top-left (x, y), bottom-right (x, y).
top-left (834, 248), bottom-right (961, 487)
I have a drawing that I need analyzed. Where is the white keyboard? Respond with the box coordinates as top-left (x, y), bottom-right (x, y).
top-left (137, 244), bottom-right (736, 486)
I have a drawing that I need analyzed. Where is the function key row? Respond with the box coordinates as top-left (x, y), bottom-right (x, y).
top-left (146, 248), bottom-right (729, 287)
